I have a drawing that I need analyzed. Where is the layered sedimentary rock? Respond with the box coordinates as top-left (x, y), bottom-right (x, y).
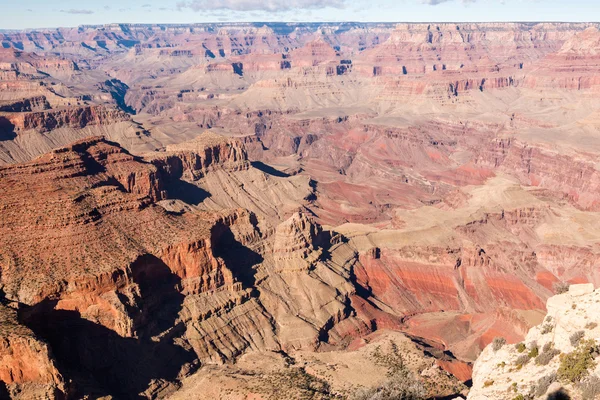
top-left (524, 27), bottom-right (600, 90)
top-left (0, 134), bottom-right (475, 398)
top-left (2, 20), bottom-right (600, 399)
top-left (0, 135), bottom-right (260, 397)
top-left (148, 131), bottom-right (249, 180)
top-left (1, 105), bottom-right (130, 133)
top-left (0, 304), bottom-right (65, 399)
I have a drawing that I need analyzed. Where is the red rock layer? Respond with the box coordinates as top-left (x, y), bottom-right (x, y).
top-left (2, 105), bottom-right (130, 133)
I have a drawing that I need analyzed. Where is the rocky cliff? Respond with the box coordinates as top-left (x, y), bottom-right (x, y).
top-left (0, 133), bottom-right (478, 398)
top-left (2, 20), bottom-right (600, 400)
top-left (469, 284), bottom-right (600, 400)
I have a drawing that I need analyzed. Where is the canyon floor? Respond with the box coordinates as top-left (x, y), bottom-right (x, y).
top-left (1, 21), bottom-right (600, 399)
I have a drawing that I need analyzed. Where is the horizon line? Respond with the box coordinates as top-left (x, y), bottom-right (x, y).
top-left (2, 20), bottom-right (599, 32)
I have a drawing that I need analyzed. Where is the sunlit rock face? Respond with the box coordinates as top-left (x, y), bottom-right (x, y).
top-left (469, 284), bottom-right (600, 400)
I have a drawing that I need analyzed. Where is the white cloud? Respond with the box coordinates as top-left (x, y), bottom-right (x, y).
top-left (60, 9), bottom-right (95, 14)
top-left (422, 0), bottom-right (480, 4)
top-left (177, 0), bottom-right (345, 12)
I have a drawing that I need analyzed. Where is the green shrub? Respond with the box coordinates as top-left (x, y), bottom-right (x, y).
top-left (528, 345), bottom-right (539, 358)
top-left (557, 339), bottom-right (598, 383)
top-left (516, 342), bottom-right (526, 353)
top-left (483, 380), bottom-right (494, 388)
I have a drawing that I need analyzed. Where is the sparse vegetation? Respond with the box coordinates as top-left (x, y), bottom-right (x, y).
top-left (554, 282), bottom-right (570, 294)
top-left (528, 344), bottom-right (539, 358)
top-left (541, 324), bottom-right (554, 334)
top-left (578, 375), bottom-right (600, 399)
top-left (570, 331), bottom-right (585, 347)
top-left (371, 342), bottom-right (409, 378)
top-left (536, 350), bottom-right (559, 366)
top-left (352, 373), bottom-right (426, 400)
top-left (558, 339), bottom-right (598, 383)
top-left (354, 342), bottom-right (426, 400)
top-left (515, 354), bottom-right (531, 368)
top-left (535, 373), bottom-right (557, 397)
top-left (514, 342), bottom-right (539, 368)
top-left (536, 343), bottom-right (561, 366)
top-left (492, 337), bottom-right (506, 352)
top-left (249, 365), bottom-right (340, 400)
top-left (483, 380), bottom-right (494, 388)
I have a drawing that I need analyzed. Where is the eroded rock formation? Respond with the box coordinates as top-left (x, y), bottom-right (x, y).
top-left (1, 21), bottom-right (600, 399)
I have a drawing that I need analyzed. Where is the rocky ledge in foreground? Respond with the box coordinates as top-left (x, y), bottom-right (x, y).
top-left (469, 283), bottom-right (600, 400)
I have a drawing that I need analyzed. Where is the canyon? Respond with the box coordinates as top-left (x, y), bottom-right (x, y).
top-left (1, 21), bottom-right (600, 399)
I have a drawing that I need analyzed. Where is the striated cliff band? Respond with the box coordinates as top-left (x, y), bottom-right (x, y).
top-left (0, 21), bottom-right (600, 399)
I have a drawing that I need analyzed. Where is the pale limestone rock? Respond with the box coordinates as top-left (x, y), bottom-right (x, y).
top-left (569, 283), bottom-right (595, 297)
top-left (469, 287), bottom-right (600, 400)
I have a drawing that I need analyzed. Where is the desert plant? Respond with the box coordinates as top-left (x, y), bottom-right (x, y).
top-left (516, 354), bottom-right (531, 368)
top-left (558, 339), bottom-right (598, 383)
top-left (516, 342), bottom-right (526, 353)
top-left (570, 331), bottom-right (585, 347)
top-left (554, 281), bottom-right (570, 294)
top-left (372, 342), bottom-right (408, 377)
top-left (355, 342), bottom-right (426, 400)
top-left (536, 346), bottom-right (561, 366)
top-left (528, 344), bottom-right (539, 358)
top-left (492, 337), bottom-right (506, 352)
top-left (541, 324), bottom-right (554, 334)
top-left (535, 373), bottom-right (557, 397)
top-left (578, 375), bottom-right (600, 399)
top-left (483, 379), bottom-right (494, 388)
top-left (352, 365), bottom-right (425, 400)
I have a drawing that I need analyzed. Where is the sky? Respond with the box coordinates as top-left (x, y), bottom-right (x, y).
top-left (0, 0), bottom-right (598, 30)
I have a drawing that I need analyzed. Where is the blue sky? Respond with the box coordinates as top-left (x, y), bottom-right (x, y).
top-left (0, 0), bottom-right (598, 30)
